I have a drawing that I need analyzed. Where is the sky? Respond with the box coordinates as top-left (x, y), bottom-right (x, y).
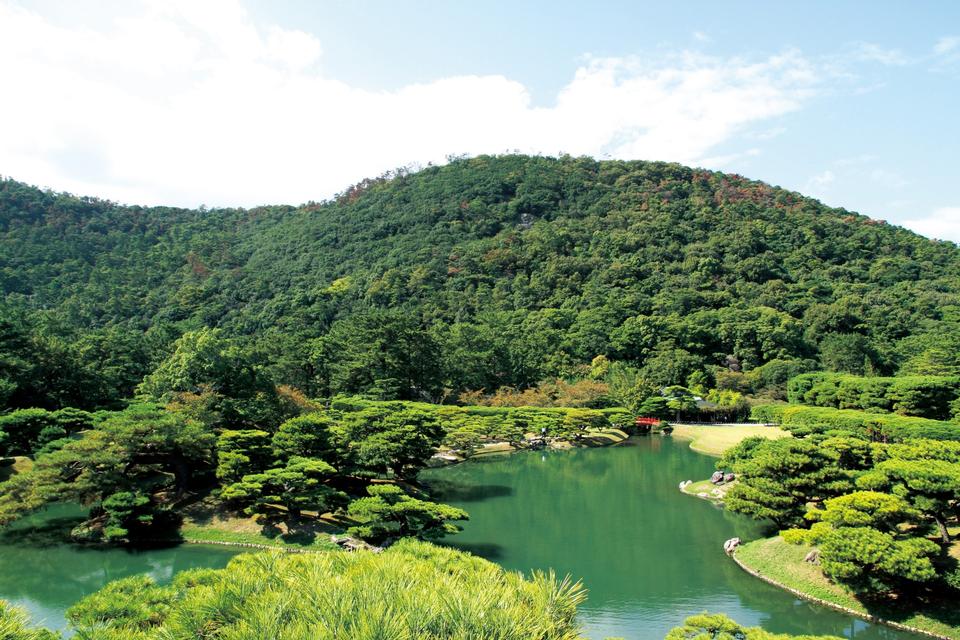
top-left (1, 1), bottom-right (958, 241)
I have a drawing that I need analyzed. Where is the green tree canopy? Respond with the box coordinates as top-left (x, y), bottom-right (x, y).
top-left (0, 404), bottom-right (214, 532)
top-left (221, 457), bottom-right (348, 522)
top-left (334, 405), bottom-right (445, 479)
top-left (724, 438), bottom-right (853, 528)
top-left (857, 457), bottom-right (960, 543)
top-left (347, 484), bottom-right (468, 542)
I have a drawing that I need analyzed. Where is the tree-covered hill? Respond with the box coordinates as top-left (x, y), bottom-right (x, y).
top-left (2, 155), bottom-right (959, 408)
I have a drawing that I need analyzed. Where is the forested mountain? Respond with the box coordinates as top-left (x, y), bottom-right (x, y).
top-left (2, 155), bottom-right (959, 409)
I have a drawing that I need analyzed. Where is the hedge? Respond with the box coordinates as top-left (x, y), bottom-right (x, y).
top-left (750, 403), bottom-right (960, 441)
top-left (786, 373), bottom-right (960, 420)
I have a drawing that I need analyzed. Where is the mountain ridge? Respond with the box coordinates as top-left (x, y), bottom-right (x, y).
top-left (2, 154), bottom-right (958, 408)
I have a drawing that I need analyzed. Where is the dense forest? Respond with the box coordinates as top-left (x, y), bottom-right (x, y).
top-left (2, 154), bottom-right (959, 412)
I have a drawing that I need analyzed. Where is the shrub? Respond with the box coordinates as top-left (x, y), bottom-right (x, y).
top-left (66, 541), bottom-right (587, 639)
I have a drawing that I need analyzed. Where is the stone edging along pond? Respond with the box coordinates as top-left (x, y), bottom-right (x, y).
top-left (729, 549), bottom-right (952, 640)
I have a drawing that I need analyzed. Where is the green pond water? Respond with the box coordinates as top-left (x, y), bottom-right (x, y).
top-left (0, 505), bottom-right (242, 632)
top-left (422, 436), bottom-right (921, 640)
top-left (0, 438), bottom-right (925, 638)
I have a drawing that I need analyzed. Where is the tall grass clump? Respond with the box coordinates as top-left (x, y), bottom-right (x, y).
top-left (65, 539), bottom-right (587, 639)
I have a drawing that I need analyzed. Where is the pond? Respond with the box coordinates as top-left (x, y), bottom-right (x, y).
top-left (422, 436), bottom-right (919, 640)
top-left (0, 505), bottom-right (241, 632)
top-left (0, 439), bottom-right (923, 638)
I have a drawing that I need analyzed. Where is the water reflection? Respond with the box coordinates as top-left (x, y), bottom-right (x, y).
top-left (423, 438), bottom-right (921, 640)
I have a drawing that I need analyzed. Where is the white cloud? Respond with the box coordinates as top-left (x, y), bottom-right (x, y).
top-left (903, 207), bottom-right (960, 243)
top-left (810, 170), bottom-right (835, 187)
top-left (699, 147), bottom-right (761, 168)
top-left (852, 42), bottom-right (909, 66)
top-left (868, 168), bottom-right (908, 189)
top-left (934, 36), bottom-right (959, 55)
top-left (0, 1), bottom-right (820, 207)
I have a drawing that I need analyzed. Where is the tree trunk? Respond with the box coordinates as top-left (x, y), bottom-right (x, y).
top-left (935, 513), bottom-right (951, 544)
top-left (168, 455), bottom-right (191, 499)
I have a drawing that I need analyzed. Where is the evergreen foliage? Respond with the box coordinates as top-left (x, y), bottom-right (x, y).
top-left (64, 541), bottom-right (586, 639)
top-left (2, 155), bottom-right (959, 408)
top-left (750, 404), bottom-right (959, 441)
top-left (788, 373), bottom-right (960, 420)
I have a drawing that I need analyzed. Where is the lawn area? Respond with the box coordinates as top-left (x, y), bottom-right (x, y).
top-left (0, 456), bottom-right (33, 483)
top-left (469, 442), bottom-right (516, 457)
top-left (736, 536), bottom-right (960, 639)
top-left (579, 428), bottom-right (630, 446)
top-left (671, 424), bottom-right (789, 456)
top-left (180, 499), bottom-right (342, 552)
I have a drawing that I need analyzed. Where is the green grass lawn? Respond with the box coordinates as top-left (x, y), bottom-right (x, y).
top-left (180, 522), bottom-right (340, 551)
top-left (736, 536), bottom-right (960, 639)
top-left (0, 456), bottom-right (33, 483)
top-left (671, 424), bottom-right (789, 456)
top-left (179, 498), bottom-right (342, 552)
top-left (579, 428), bottom-right (630, 446)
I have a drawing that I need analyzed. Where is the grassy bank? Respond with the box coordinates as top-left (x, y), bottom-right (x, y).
top-left (0, 456), bottom-right (33, 483)
top-left (735, 536), bottom-right (960, 639)
top-left (671, 424), bottom-right (788, 456)
top-left (179, 501), bottom-right (342, 552)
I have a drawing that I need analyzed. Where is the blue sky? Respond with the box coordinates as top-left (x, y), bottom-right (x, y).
top-left (2, 1), bottom-right (958, 240)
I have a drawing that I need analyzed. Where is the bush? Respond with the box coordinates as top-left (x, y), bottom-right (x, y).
top-left (0, 601), bottom-right (58, 640)
top-left (666, 613), bottom-right (841, 640)
top-left (780, 528), bottom-right (813, 545)
top-left (66, 541), bottom-right (587, 639)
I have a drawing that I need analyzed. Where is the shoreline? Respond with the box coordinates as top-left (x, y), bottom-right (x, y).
top-left (730, 545), bottom-right (953, 640)
top-left (432, 427), bottom-right (632, 466)
top-left (178, 537), bottom-right (321, 553)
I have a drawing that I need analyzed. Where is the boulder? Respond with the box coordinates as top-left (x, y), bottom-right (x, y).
top-left (331, 535), bottom-right (379, 552)
top-left (710, 471), bottom-right (725, 484)
top-left (723, 472), bottom-right (736, 483)
top-left (723, 537), bottom-right (741, 554)
top-left (679, 480), bottom-right (692, 490)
